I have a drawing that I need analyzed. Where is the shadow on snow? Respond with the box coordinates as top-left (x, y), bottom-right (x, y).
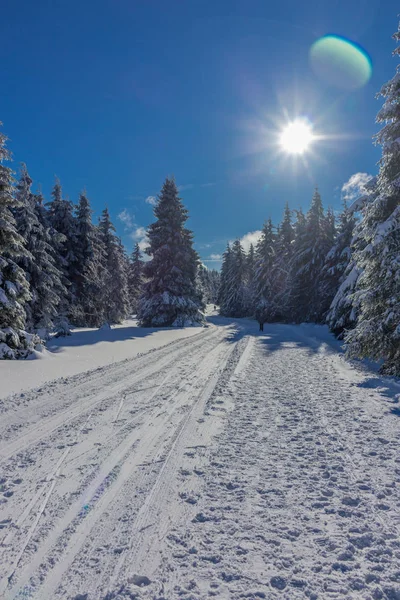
top-left (46, 322), bottom-right (192, 353)
top-left (210, 314), bottom-right (400, 415)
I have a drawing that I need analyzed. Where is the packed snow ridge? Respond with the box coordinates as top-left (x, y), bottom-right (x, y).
top-left (1, 314), bottom-right (400, 600)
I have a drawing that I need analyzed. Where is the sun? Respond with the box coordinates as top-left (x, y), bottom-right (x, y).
top-left (279, 119), bottom-right (314, 155)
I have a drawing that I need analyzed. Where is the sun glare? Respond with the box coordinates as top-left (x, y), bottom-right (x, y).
top-left (280, 120), bottom-right (314, 155)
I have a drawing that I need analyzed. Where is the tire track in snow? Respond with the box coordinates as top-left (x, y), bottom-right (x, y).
top-left (0, 413), bottom-right (93, 565)
top-left (106, 337), bottom-right (241, 596)
top-left (2, 331), bottom-right (219, 585)
top-left (2, 326), bottom-right (232, 600)
top-left (0, 327), bottom-right (220, 463)
top-left (0, 414), bottom-right (94, 595)
top-left (233, 335), bottom-right (254, 377)
top-left (28, 338), bottom-right (233, 600)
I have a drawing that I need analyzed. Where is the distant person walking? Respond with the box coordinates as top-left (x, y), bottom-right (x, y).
top-left (259, 321), bottom-right (264, 332)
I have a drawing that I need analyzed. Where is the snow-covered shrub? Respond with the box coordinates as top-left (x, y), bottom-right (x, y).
top-left (0, 327), bottom-right (41, 359)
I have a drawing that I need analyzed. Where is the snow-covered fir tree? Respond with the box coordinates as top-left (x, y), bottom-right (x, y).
top-left (218, 244), bottom-right (233, 312)
top-left (209, 270), bottom-right (220, 305)
top-left (195, 266), bottom-right (206, 309)
top-left (99, 207), bottom-right (130, 324)
top-left (327, 178), bottom-right (377, 337)
top-left (244, 243), bottom-right (256, 316)
top-left (219, 239), bottom-right (247, 317)
top-left (128, 242), bottom-right (144, 314)
top-left (13, 165), bottom-right (66, 335)
top-left (71, 191), bottom-right (106, 326)
top-left (197, 266), bottom-right (220, 306)
top-left (116, 237), bottom-right (131, 317)
top-left (346, 25), bottom-right (400, 374)
top-left (314, 206), bottom-right (338, 319)
top-left (272, 203), bottom-right (294, 319)
top-left (324, 199), bottom-right (359, 336)
top-left (47, 178), bottom-right (77, 314)
top-left (288, 189), bottom-right (333, 322)
top-left (254, 218), bottom-right (276, 322)
top-left (138, 177), bottom-right (204, 327)
top-left (0, 126), bottom-right (38, 358)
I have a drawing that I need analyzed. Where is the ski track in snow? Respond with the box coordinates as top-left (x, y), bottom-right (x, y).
top-left (1, 319), bottom-right (400, 600)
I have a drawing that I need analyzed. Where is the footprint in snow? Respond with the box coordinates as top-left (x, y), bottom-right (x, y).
top-left (128, 574), bottom-right (151, 587)
top-left (342, 496), bottom-right (360, 507)
top-left (0, 518), bottom-right (12, 529)
top-left (270, 576), bottom-right (287, 590)
top-left (192, 512), bottom-right (211, 523)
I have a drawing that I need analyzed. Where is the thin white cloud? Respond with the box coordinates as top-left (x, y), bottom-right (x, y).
top-left (200, 182), bottom-right (216, 188)
top-left (178, 184), bottom-right (194, 192)
top-left (117, 208), bottom-right (135, 230)
top-left (117, 208), bottom-right (150, 258)
top-left (238, 230), bottom-right (262, 252)
top-left (130, 226), bottom-right (150, 255)
top-left (145, 195), bottom-right (157, 206)
top-left (203, 253), bottom-right (223, 263)
top-left (342, 173), bottom-right (373, 203)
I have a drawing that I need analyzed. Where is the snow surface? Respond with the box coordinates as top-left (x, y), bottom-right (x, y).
top-left (1, 314), bottom-right (400, 599)
top-left (0, 318), bottom-right (203, 399)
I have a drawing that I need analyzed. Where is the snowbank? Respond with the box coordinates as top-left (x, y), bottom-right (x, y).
top-left (0, 318), bottom-right (202, 399)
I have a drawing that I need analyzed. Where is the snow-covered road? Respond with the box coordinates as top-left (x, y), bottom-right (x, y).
top-left (1, 319), bottom-right (400, 600)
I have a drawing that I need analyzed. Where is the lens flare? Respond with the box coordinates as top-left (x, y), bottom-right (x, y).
top-left (310, 35), bottom-right (372, 90)
top-left (279, 120), bottom-right (314, 155)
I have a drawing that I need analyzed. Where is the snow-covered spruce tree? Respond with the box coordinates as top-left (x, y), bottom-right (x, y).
top-left (283, 208), bottom-right (306, 320)
top-left (0, 125), bottom-right (38, 358)
top-left (288, 189), bottom-right (333, 323)
top-left (346, 26), bottom-right (400, 374)
top-left (13, 165), bottom-right (66, 334)
top-left (138, 178), bottom-right (204, 327)
top-left (196, 264), bottom-right (206, 309)
top-left (47, 178), bottom-right (77, 320)
top-left (218, 244), bottom-right (233, 313)
top-left (244, 243), bottom-right (257, 316)
top-left (324, 200), bottom-right (357, 335)
top-left (128, 242), bottom-right (144, 314)
top-left (254, 218), bottom-right (276, 322)
top-left (34, 189), bottom-right (71, 336)
top-left (71, 192), bottom-right (106, 326)
top-left (327, 179), bottom-right (377, 337)
top-left (314, 206), bottom-right (338, 320)
top-left (272, 203), bottom-right (294, 319)
top-left (197, 265), bottom-right (220, 306)
top-left (117, 237), bottom-right (131, 317)
top-left (209, 269), bottom-right (221, 305)
top-left (220, 239), bottom-right (247, 317)
top-left (99, 207), bottom-right (130, 324)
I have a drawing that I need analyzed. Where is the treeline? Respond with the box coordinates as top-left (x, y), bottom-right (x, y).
top-left (220, 21), bottom-right (400, 376)
top-left (0, 144), bottom-right (218, 357)
top-left (219, 189), bottom-right (346, 324)
top-left (197, 264), bottom-right (220, 305)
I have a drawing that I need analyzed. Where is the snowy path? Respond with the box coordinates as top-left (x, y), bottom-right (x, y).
top-left (1, 320), bottom-right (400, 599)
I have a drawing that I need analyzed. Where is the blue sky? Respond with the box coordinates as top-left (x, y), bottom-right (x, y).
top-left (1, 0), bottom-right (398, 267)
